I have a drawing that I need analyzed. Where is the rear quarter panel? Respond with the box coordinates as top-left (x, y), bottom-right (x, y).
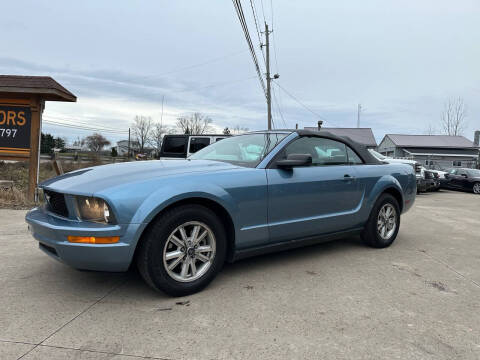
top-left (354, 163), bottom-right (415, 226)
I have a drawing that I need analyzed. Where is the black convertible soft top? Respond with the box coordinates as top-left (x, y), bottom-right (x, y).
top-left (294, 129), bottom-right (382, 165)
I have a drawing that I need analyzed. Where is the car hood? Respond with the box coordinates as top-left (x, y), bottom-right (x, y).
top-left (40, 159), bottom-right (241, 195)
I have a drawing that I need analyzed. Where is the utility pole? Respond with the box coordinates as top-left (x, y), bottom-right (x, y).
top-left (357, 104), bottom-right (361, 128)
top-left (160, 95), bottom-right (164, 127)
top-left (265, 23), bottom-right (272, 130)
top-left (128, 128), bottom-right (131, 159)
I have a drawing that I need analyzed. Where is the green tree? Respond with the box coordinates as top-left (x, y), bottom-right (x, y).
top-left (40, 133), bottom-right (55, 154)
top-left (111, 147), bottom-right (118, 157)
top-left (54, 137), bottom-right (66, 151)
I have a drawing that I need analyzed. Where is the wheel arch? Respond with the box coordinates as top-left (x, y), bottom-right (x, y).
top-left (132, 197), bottom-right (236, 267)
top-left (381, 187), bottom-right (404, 213)
top-left (368, 175), bottom-right (405, 214)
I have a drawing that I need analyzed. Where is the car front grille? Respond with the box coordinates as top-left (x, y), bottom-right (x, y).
top-left (44, 190), bottom-right (69, 218)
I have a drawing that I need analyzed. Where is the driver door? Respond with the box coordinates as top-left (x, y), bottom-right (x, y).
top-left (266, 136), bottom-right (364, 243)
top-left (454, 169), bottom-right (469, 189)
top-left (449, 169), bottom-right (464, 189)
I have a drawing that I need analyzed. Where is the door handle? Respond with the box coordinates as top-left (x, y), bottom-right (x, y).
top-left (343, 174), bottom-right (355, 181)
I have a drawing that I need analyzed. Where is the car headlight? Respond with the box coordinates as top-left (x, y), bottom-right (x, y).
top-left (75, 196), bottom-right (116, 224)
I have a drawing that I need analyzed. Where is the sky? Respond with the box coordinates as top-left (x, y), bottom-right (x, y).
top-left (1, 0), bottom-right (479, 146)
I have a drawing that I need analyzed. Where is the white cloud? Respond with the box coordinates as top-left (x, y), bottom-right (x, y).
top-left (1, 0), bottom-right (479, 143)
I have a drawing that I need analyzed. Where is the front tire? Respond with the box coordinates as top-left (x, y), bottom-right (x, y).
top-left (361, 194), bottom-right (400, 248)
top-left (136, 204), bottom-right (226, 296)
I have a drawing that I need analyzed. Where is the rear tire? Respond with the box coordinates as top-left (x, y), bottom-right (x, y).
top-left (136, 204), bottom-right (226, 296)
top-left (361, 194), bottom-right (400, 248)
top-left (473, 182), bottom-right (480, 195)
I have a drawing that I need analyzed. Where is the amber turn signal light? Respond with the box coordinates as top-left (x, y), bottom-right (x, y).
top-left (67, 236), bottom-right (120, 244)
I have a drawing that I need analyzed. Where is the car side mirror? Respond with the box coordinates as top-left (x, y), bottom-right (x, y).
top-left (276, 154), bottom-right (312, 169)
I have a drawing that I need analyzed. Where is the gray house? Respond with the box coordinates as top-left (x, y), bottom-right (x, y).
top-left (304, 127), bottom-right (377, 148)
top-left (116, 140), bottom-right (140, 156)
top-left (378, 134), bottom-right (479, 169)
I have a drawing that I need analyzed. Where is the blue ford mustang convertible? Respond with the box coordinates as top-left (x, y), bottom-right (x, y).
top-left (26, 130), bottom-right (416, 296)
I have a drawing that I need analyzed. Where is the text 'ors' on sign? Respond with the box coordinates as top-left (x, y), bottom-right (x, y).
top-left (0, 105), bottom-right (32, 152)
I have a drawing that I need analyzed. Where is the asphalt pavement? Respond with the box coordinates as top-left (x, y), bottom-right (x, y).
top-left (0, 190), bottom-right (479, 359)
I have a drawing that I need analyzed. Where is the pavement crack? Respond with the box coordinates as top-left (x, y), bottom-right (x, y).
top-left (416, 249), bottom-right (480, 290)
top-left (16, 276), bottom-right (130, 360)
top-left (38, 344), bottom-right (172, 359)
top-left (425, 280), bottom-right (457, 294)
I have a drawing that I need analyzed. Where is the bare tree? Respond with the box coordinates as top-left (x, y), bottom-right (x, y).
top-left (424, 123), bottom-right (437, 135)
top-left (149, 122), bottom-right (172, 156)
top-left (132, 115), bottom-right (153, 152)
top-left (84, 133), bottom-right (110, 152)
top-left (176, 113), bottom-right (212, 134)
top-left (72, 136), bottom-right (85, 149)
top-left (233, 125), bottom-right (249, 134)
top-left (441, 97), bottom-right (467, 136)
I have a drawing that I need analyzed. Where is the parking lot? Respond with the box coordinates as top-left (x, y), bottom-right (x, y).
top-left (0, 190), bottom-right (479, 359)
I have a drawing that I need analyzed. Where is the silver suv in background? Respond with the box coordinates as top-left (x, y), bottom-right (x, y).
top-left (368, 149), bottom-right (425, 192)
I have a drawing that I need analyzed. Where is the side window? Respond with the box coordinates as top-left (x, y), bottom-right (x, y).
top-left (163, 136), bottom-right (187, 154)
top-left (283, 137), bottom-right (348, 166)
top-left (346, 146), bottom-right (363, 165)
top-left (189, 137), bottom-right (210, 153)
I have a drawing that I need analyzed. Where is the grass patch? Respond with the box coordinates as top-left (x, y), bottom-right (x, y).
top-left (0, 159), bottom-right (125, 209)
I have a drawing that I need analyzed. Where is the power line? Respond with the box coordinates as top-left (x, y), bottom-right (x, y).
top-left (270, 0), bottom-right (280, 73)
top-left (273, 82), bottom-right (335, 125)
top-left (43, 121), bottom-right (128, 134)
top-left (44, 115), bottom-right (129, 133)
top-left (232, 0), bottom-right (267, 98)
top-left (154, 49), bottom-right (249, 78)
top-left (259, 0), bottom-right (267, 23)
top-left (170, 76), bottom-right (256, 94)
top-left (44, 120), bottom-right (128, 134)
top-left (44, 76), bottom-right (256, 134)
top-left (43, 119), bottom-right (129, 134)
top-left (271, 85), bottom-right (287, 128)
top-left (268, 0), bottom-right (285, 127)
top-left (249, 0), bottom-right (266, 65)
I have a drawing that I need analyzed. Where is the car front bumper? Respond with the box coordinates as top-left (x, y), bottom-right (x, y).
top-left (25, 207), bottom-right (144, 272)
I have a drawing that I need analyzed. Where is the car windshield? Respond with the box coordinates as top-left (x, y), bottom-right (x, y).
top-left (467, 169), bottom-right (480, 177)
top-left (189, 133), bottom-right (288, 167)
top-left (368, 149), bottom-right (387, 160)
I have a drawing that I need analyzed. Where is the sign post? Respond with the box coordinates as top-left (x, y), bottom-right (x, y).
top-left (0, 76), bottom-right (76, 202)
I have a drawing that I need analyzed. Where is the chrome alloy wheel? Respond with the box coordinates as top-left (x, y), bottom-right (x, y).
top-left (163, 221), bottom-right (216, 282)
top-left (377, 204), bottom-right (397, 240)
top-left (473, 183), bottom-right (480, 194)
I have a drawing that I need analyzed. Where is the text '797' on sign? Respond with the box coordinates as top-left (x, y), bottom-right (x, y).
top-left (0, 105), bottom-right (32, 154)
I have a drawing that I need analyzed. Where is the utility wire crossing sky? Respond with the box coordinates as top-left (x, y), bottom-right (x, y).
top-left (0, 0), bottom-right (478, 144)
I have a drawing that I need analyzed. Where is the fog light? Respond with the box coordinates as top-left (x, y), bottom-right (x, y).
top-left (67, 236), bottom-right (119, 244)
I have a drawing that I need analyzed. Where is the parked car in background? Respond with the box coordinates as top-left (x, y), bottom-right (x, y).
top-left (443, 168), bottom-right (480, 194)
top-left (368, 149), bottom-right (424, 192)
top-left (159, 134), bottom-right (230, 159)
top-left (423, 169), bottom-right (440, 191)
top-left (427, 167), bottom-right (448, 179)
top-left (135, 153), bottom-right (148, 161)
top-left (26, 130), bottom-right (416, 296)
